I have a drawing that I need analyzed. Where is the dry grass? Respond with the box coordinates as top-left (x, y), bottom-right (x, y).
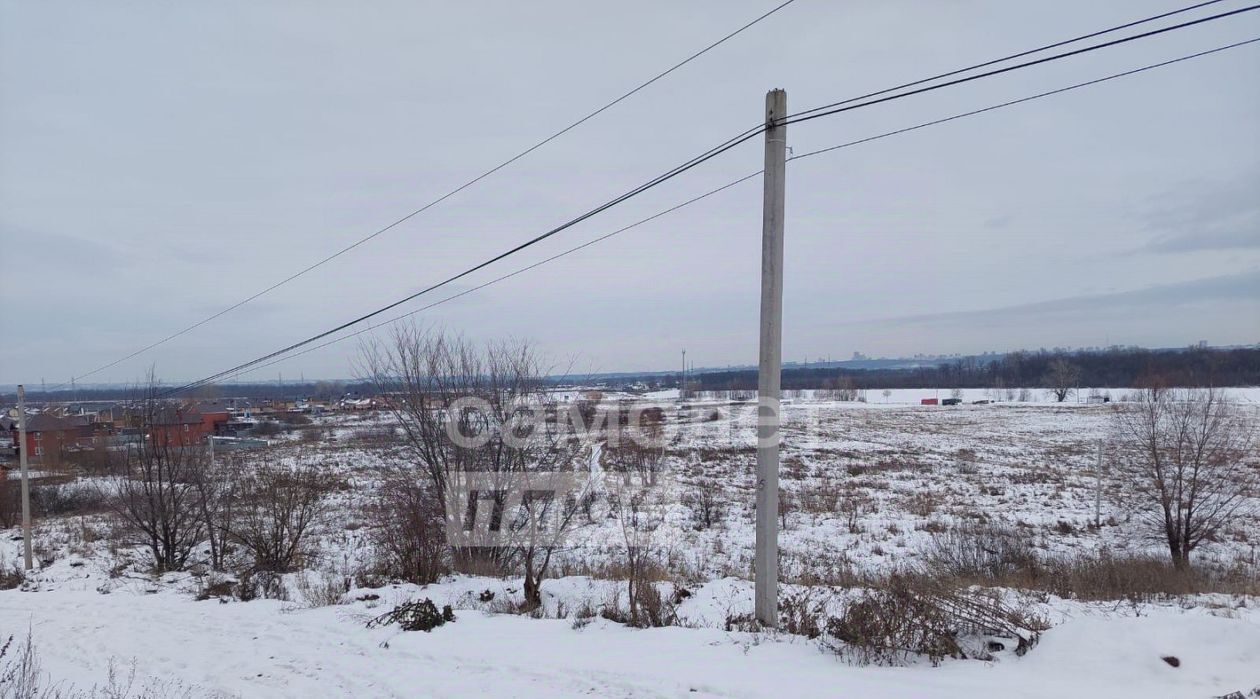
top-left (922, 523), bottom-right (1260, 600)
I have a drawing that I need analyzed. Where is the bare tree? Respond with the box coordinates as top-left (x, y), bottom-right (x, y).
top-left (608, 474), bottom-right (672, 627)
top-left (358, 325), bottom-right (587, 607)
top-left (358, 326), bottom-right (542, 512)
top-left (1043, 358), bottom-right (1081, 402)
top-left (1111, 386), bottom-right (1257, 569)
top-left (229, 456), bottom-right (337, 574)
top-left (192, 455), bottom-right (241, 571)
top-left (501, 470), bottom-right (592, 608)
top-left (107, 377), bottom-right (207, 573)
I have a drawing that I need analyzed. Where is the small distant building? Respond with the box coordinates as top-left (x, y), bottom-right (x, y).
top-left (208, 435), bottom-right (269, 451)
top-left (339, 397), bottom-right (379, 411)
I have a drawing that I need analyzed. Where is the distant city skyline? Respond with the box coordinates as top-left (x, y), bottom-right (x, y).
top-left (3, 339), bottom-right (1253, 393)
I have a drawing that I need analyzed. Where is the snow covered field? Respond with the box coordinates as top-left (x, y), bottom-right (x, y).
top-left (5, 577), bottom-right (1259, 699)
top-left (3, 392), bottom-right (1259, 697)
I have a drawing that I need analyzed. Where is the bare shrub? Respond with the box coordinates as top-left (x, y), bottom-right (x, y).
top-left (818, 376), bottom-right (862, 401)
top-left (369, 470), bottom-right (447, 585)
top-left (904, 491), bottom-right (938, 518)
top-left (293, 571), bottom-right (348, 608)
top-left (1, 631), bottom-right (205, 698)
top-left (297, 428), bottom-right (323, 445)
top-left (31, 482), bottom-right (107, 518)
top-left (0, 631), bottom-right (42, 699)
top-left (249, 421), bottom-right (285, 438)
top-left (778, 487), bottom-right (794, 531)
top-left (353, 426), bottom-right (399, 446)
top-left (191, 457), bottom-right (241, 571)
top-left (62, 445), bottom-right (122, 475)
top-left (1111, 386), bottom-right (1257, 569)
top-left (924, 523), bottom-right (1039, 582)
top-left (602, 425), bottom-right (665, 487)
top-left (826, 576), bottom-right (1043, 666)
top-left (838, 491), bottom-right (872, 533)
top-left (924, 523), bottom-right (1258, 599)
top-left (193, 574), bottom-right (235, 601)
top-left (682, 484), bottom-right (724, 530)
top-left (234, 568), bottom-right (287, 601)
top-left (1028, 552), bottom-right (1258, 601)
top-left (826, 576), bottom-right (964, 666)
top-left (0, 555), bottom-right (23, 590)
top-left (778, 589), bottom-right (829, 639)
top-left (783, 551), bottom-right (870, 588)
top-left (273, 412), bottom-right (311, 427)
top-left (0, 475), bottom-right (16, 529)
top-left (230, 458), bottom-right (338, 574)
top-left (609, 476), bottom-right (675, 628)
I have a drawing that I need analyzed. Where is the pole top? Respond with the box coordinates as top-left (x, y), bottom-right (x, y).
top-left (765, 89), bottom-right (787, 125)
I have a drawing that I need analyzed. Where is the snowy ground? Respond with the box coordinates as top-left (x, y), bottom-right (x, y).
top-left (3, 574), bottom-right (1259, 698)
top-left (3, 390), bottom-right (1259, 697)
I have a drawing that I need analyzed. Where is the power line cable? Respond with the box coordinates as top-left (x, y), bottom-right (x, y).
top-left (52, 0), bottom-right (1241, 392)
top-left (782, 0), bottom-right (1235, 122)
top-left (164, 127), bottom-right (768, 394)
top-left (781, 3), bottom-right (1260, 126)
top-left (781, 0), bottom-right (1234, 122)
top-left (164, 11), bottom-right (1258, 395)
top-left (47, 0), bottom-right (800, 392)
top-left (56, 0), bottom-right (1245, 393)
top-left (189, 36), bottom-right (1260, 389)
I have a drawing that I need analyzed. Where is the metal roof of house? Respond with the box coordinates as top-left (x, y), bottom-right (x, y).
top-left (17, 414), bottom-right (90, 432)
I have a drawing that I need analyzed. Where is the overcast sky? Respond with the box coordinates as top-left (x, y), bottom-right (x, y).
top-left (1, 0), bottom-right (1257, 386)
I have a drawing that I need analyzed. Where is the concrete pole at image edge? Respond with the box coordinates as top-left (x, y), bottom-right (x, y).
top-left (755, 89), bottom-right (786, 627)
top-left (18, 384), bottom-right (32, 570)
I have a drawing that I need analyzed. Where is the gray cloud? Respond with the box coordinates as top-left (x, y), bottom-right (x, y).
top-left (879, 270), bottom-right (1260, 325)
top-left (789, 271), bottom-right (1260, 358)
top-left (2, 0), bottom-right (1258, 383)
top-left (1146, 227), bottom-right (1260, 253)
top-left (1141, 174), bottom-right (1260, 253)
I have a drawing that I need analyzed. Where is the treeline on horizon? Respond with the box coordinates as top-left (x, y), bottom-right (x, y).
top-left (691, 346), bottom-right (1260, 392)
top-left (5, 346), bottom-right (1258, 405)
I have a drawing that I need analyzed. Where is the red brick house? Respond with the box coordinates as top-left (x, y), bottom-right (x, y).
top-left (190, 402), bottom-right (232, 436)
top-left (9, 414), bottom-right (98, 464)
top-left (147, 406), bottom-right (208, 447)
top-left (104, 400), bottom-right (230, 448)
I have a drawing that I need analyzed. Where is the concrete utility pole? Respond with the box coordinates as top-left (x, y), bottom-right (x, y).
top-left (681, 349), bottom-right (686, 399)
top-left (17, 385), bottom-right (32, 570)
top-left (1094, 439), bottom-right (1105, 528)
top-left (755, 88), bottom-right (786, 627)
